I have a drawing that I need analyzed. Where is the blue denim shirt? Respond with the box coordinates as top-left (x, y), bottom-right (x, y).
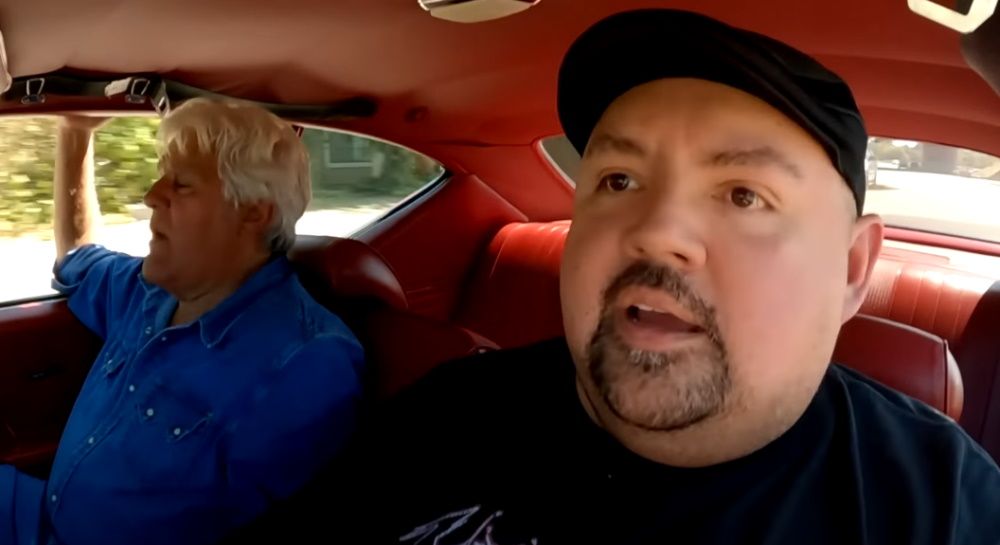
top-left (0, 245), bottom-right (364, 545)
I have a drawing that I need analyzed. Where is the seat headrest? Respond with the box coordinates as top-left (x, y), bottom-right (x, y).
top-left (289, 236), bottom-right (408, 310)
top-left (834, 313), bottom-right (963, 419)
top-left (456, 221), bottom-right (569, 348)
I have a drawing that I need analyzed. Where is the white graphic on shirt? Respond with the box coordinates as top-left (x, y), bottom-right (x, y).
top-left (399, 505), bottom-right (539, 545)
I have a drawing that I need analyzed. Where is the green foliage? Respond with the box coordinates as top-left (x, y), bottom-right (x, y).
top-left (0, 116), bottom-right (160, 236)
top-left (94, 117), bottom-right (161, 215)
top-left (0, 117), bottom-right (57, 236)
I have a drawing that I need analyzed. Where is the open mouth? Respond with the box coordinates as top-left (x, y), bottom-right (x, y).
top-left (624, 303), bottom-right (704, 335)
top-left (609, 286), bottom-right (709, 352)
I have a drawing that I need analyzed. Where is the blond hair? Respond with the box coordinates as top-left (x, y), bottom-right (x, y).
top-left (158, 98), bottom-right (311, 253)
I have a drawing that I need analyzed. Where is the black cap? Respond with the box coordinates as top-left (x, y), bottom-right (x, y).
top-left (558, 9), bottom-right (869, 214)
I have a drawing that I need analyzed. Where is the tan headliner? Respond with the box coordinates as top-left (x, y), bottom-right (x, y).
top-left (0, 0), bottom-right (998, 160)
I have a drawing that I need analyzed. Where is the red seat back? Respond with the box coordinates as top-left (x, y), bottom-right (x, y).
top-left (290, 236), bottom-right (497, 399)
top-left (457, 221), bottom-right (568, 348)
top-left (456, 222), bottom-right (965, 418)
top-left (861, 249), bottom-right (994, 349)
top-left (833, 314), bottom-right (963, 419)
top-left (954, 282), bottom-right (1000, 459)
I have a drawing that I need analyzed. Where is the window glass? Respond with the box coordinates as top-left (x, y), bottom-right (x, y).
top-left (298, 127), bottom-right (444, 236)
top-left (539, 135), bottom-right (1000, 242)
top-left (864, 138), bottom-right (1000, 242)
top-left (0, 116), bottom-right (161, 303)
top-left (0, 117), bottom-right (442, 305)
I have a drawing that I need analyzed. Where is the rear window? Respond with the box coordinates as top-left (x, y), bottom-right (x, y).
top-left (298, 127), bottom-right (444, 236)
top-left (539, 135), bottom-right (1000, 242)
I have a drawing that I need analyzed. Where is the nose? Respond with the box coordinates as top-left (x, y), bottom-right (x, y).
top-left (143, 176), bottom-right (168, 210)
top-left (622, 186), bottom-right (707, 273)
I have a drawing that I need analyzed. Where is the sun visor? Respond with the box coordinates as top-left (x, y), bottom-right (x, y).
top-left (957, 0), bottom-right (1000, 94)
top-left (0, 30), bottom-right (11, 94)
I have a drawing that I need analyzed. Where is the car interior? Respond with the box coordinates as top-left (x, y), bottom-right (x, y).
top-left (0, 0), bottom-right (998, 503)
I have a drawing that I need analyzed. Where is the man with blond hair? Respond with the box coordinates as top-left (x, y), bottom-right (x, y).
top-left (0, 99), bottom-right (364, 545)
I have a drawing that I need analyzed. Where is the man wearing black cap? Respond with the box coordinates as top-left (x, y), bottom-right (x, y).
top-left (327, 8), bottom-right (1000, 544)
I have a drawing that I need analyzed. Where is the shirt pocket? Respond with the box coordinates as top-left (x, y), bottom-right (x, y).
top-left (134, 381), bottom-right (215, 442)
top-left (125, 381), bottom-right (219, 484)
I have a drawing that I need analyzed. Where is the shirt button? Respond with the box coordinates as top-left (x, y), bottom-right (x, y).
top-left (128, 384), bottom-right (136, 393)
top-left (144, 327), bottom-right (152, 335)
top-left (87, 436), bottom-right (95, 445)
top-left (146, 408), bottom-right (155, 418)
top-left (160, 336), bottom-right (167, 342)
top-left (50, 494), bottom-right (58, 503)
top-left (173, 428), bottom-right (182, 436)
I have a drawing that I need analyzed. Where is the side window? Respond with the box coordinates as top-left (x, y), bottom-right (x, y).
top-left (0, 118), bottom-right (442, 305)
top-left (298, 127), bottom-right (443, 236)
top-left (0, 116), bottom-right (161, 304)
top-left (864, 138), bottom-right (1000, 242)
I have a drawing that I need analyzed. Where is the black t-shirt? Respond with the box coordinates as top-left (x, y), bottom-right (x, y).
top-left (325, 338), bottom-right (1000, 544)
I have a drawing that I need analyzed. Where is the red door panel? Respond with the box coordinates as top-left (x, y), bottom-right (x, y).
top-left (361, 174), bottom-right (527, 321)
top-left (0, 299), bottom-right (100, 474)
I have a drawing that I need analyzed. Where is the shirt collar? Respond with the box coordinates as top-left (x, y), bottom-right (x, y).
top-left (198, 255), bottom-right (294, 348)
top-left (139, 255), bottom-right (294, 349)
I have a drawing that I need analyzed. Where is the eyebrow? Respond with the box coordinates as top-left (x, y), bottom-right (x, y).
top-left (584, 132), bottom-right (649, 159)
top-left (703, 146), bottom-right (803, 180)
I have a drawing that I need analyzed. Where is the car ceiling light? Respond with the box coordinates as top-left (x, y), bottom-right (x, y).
top-left (419, 0), bottom-right (541, 23)
top-left (909, 0), bottom-right (997, 33)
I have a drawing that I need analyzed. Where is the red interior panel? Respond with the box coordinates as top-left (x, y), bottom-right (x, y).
top-left (418, 143), bottom-right (576, 224)
top-left (0, 300), bottom-right (100, 472)
top-left (884, 227), bottom-right (1000, 258)
top-left (361, 174), bottom-right (527, 321)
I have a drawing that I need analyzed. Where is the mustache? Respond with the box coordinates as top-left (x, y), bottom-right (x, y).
top-left (603, 260), bottom-right (705, 315)
top-left (601, 260), bottom-right (723, 344)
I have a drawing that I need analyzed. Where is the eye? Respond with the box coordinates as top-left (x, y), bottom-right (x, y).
top-left (729, 186), bottom-right (765, 209)
top-left (597, 173), bottom-right (637, 193)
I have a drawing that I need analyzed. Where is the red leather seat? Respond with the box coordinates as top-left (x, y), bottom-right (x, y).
top-left (954, 283), bottom-right (1000, 459)
top-left (456, 221), bottom-right (568, 348)
top-left (834, 314), bottom-right (963, 419)
top-left (456, 222), bottom-right (965, 418)
top-left (861, 249), bottom-right (994, 349)
top-left (289, 236), bottom-right (497, 399)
